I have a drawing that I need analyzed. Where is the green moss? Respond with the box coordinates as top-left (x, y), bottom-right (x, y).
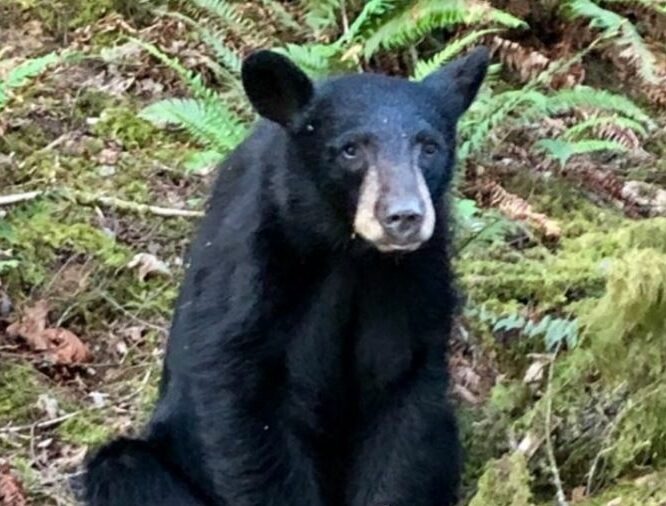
top-left (460, 218), bottom-right (666, 314)
top-left (469, 452), bottom-right (534, 506)
top-left (0, 363), bottom-right (44, 424)
top-left (460, 382), bottom-right (531, 500)
top-left (2, 201), bottom-right (130, 286)
top-left (57, 413), bottom-right (112, 446)
top-left (571, 471), bottom-right (666, 506)
top-left (93, 106), bottom-right (164, 150)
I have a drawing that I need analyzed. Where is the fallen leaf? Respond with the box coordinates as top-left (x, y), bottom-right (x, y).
top-left (6, 301), bottom-right (92, 365)
top-left (523, 358), bottom-right (548, 385)
top-left (571, 486), bottom-right (587, 503)
top-left (127, 253), bottom-right (171, 281)
top-left (0, 462), bottom-right (27, 506)
top-left (6, 300), bottom-right (50, 350)
top-left (42, 328), bottom-right (92, 364)
top-left (37, 394), bottom-right (60, 419)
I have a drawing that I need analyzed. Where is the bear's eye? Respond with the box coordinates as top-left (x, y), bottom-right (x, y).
top-left (422, 142), bottom-right (439, 156)
top-left (342, 143), bottom-right (359, 159)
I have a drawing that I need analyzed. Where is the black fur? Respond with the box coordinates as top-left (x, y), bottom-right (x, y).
top-left (82, 47), bottom-right (489, 506)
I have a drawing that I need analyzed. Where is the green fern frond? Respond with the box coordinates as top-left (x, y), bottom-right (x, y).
top-left (338, 0), bottom-right (396, 45)
top-left (166, 12), bottom-right (242, 74)
top-left (535, 138), bottom-right (628, 167)
top-left (260, 0), bottom-right (304, 35)
top-left (565, 0), bottom-right (659, 83)
top-left (302, 0), bottom-right (342, 35)
top-left (189, 0), bottom-right (255, 34)
top-left (458, 89), bottom-right (546, 160)
top-left (412, 29), bottom-right (500, 80)
top-left (563, 115), bottom-right (647, 141)
top-left (131, 38), bottom-right (211, 100)
top-left (467, 305), bottom-right (579, 350)
top-left (597, 0), bottom-right (666, 15)
top-left (538, 86), bottom-right (653, 125)
top-left (140, 98), bottom-right (246, 154)
top-left (274, 43), bottom-right (343, 78)
top-left (363, 0), bottom-right (525, 58)
top-left (0, 51), bottom-right (62, 109)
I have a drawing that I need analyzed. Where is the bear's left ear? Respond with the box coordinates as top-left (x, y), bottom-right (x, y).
top-left (422, 46), bottom-right (490, 121)
top-left (241, 50), bottom-right (314, 127)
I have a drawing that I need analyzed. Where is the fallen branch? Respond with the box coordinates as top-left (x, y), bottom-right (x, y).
top-left (0, 188), bottom-right (204, 218)
top-left (0, 191), bottom-right (44, 206)
top-left (80, 194), bottom-right (203, 218)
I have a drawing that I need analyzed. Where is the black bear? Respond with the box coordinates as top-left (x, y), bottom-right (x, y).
top-left (81, 46), bottom-right (489, 506)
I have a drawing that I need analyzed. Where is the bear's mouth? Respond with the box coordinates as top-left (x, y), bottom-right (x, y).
top-left (375, 241), bottom-right (424, 253)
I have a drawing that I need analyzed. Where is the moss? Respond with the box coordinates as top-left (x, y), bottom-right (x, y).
top-left (569, 471), bottom-right (666, 506)
top-left (469, 452), bottom-right (534, 506)
top-left (11, 0), bottom-right (116, 33)
top-left (500, 171), bottom-right (625, 237)
top-left (93, 106), bottom-right (165, 150)
top-left (57, 412), bottom-right (112, 446)
top-left (0, 363), bottom-right (44, 425)
top-left (2, 201), bottom-right (130, 287)
top-left (460, 218), bottom-right (666, 314)
top-left (460, 381), bottom-right (531, 501)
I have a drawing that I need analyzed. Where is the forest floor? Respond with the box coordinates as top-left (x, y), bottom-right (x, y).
top-left (1, 2), bottom-right (666, 506)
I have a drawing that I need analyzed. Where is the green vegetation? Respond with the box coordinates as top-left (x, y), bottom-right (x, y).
top-left (0, 0), bottom-right (665, 504)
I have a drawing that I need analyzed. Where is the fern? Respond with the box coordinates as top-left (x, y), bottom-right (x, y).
top-left (337, 0), bottom-right (396, 46)
top-left (274, 43), bottom-right (344, 78)
top-left (363, 0), bottom-right (525, 58)
top-left (535, 138), bottom-right (628, 167)
top-left (302, 0), bottom-right (342, 36)
top-left (189, 0), bottom-right (255, 35)
top-left (468, 305), bottom-right (580, 350)
top-left (565, 0), bottom-right (659, 83)
top-left (458, 88), bottom-right (545, 160)
top-left (140, 98), bottom-right (246, 154)
top-left (166, 12), bottom-right (242, 75)
top-left (525, 86), bottom-right (652, 126)
top-left (260, 0), bottom-right (303, 35)
top-left (412, 29), bottom-right (501, 80)
top-left (563, 115), bottom-right (647, 141)
top-left (131, 38), bottom-right (212, 100)
top-left (0, 51), bottom-right (62, 110)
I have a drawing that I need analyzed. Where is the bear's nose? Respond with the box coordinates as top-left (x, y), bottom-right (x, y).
top-left (379, 199), bottom-right (424, 243)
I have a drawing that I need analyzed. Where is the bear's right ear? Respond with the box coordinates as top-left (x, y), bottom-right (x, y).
top-left (241, 50), bottom-right (314, 127)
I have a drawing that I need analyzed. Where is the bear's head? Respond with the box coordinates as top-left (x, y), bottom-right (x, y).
top-left (241, 48), bottom-right (489, 253)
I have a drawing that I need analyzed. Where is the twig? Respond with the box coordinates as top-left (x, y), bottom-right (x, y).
top-left (1, 411), bottom-right (81, 434)
top-left (340, 0), bottom-right (350, 35)
top-left (86, 195), bottom-right (203, 218)
top-left (544, 342), bottom-right (569, 506)
top-left (0, 191), bottom-right (44, 206)
top-left (0, 188), bottom-right (204, 218)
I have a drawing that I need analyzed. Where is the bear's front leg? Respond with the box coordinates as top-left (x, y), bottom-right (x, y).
top-left (188, 359), bottom-right (324, 506)
top-left (346, 352), bottom-right (461, 506)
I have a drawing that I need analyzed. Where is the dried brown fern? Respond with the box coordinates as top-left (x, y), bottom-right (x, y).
top-left (476, 178), bottom-right (562, 238)
top-left (490, 36), bottom-right (585, 88)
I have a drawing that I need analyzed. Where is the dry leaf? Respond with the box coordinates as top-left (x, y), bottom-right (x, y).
top-left (523, 358), bottom-right (549, 385)
top-left (6, 301), bottom-right (92, 365)
top-left (41, 328), bottom-right (92, 364)
top-left (479, 179), bottom-right (562, 239)
top-left (6, 300), bottom-right (50, 350)
top-left (571, 486), bottom-right (587, 503)
top-left (127, 253), bottom-right (171, 282)
top-left (0, 462), bottom-right (27, 506)
top-left (516, 431), bottom-right (543, 459)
